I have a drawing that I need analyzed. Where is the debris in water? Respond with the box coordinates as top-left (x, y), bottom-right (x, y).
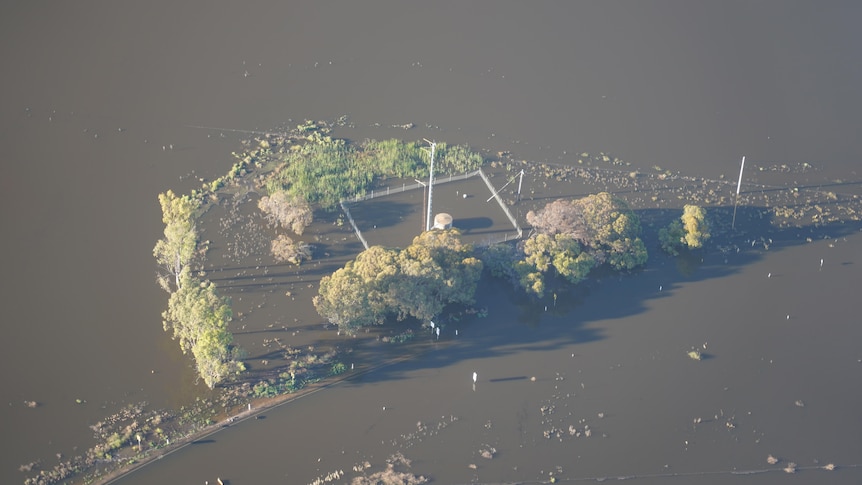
top-left (783, 462), bottom-right (797, 473)
top-left (794, 400), bottom-right (805, 407)
top-left (687, 350), bottom-right (703, 361)
top-left (767, 454), bottom-right (779, 465)
top-left (479, 446), bottom-right (496, 459)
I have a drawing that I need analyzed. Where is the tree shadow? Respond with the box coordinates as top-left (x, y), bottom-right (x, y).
top-left (328, 203), bottom-right (861, 387)
top-left (200, 160), bottom-right (862, 393)
top-left (453, 216), bottom-right (494, 233)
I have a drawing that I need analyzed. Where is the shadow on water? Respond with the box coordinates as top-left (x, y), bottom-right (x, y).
top-left (347, 198), bottom-right (414, 231)
top-left (453, 216), bottom-right (494, 232)
top-left (334, 203), bottom-right (861, 388)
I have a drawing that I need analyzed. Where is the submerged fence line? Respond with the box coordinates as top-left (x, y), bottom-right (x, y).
top-left (339, 201), bottom-right (369, 250)
top-left (476, 167), bottom-right (523, 240)
top-left (340, 168), bottom-right (523, 249)
top-left (344, 170), bottom-right (481, 203)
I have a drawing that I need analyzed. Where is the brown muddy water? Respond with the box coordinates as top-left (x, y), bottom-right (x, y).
top-left (2, 1), bottom-right (861, 484)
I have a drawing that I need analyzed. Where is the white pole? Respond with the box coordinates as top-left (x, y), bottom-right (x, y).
top-left (517, 169), bottom-right (524, 201)
top-left (732, 156), bottom-right (745, 230)
top-left (424, 140), bottom-right (436, 232)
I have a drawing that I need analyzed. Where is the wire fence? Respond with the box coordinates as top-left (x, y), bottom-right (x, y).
top-left (476, 167), bottom-right (523, 241)
top-left (342, 171), bottom-right (482, 203)
top-left (339, 201), bottom-right (369, 250)
top-left (340, 168), bottom-right (523, 248)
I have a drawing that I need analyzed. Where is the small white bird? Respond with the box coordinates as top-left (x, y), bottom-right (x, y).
top-left (472, 372), bottom-right (478, 383)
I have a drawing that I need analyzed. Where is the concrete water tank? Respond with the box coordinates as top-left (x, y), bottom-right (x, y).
top-left (433, 212), bottom-right (453, 230)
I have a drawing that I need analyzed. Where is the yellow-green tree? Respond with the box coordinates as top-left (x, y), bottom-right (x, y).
top-left (314, 229), bottom-right (482, 333)
top-left (659, 205), bottom-right (709, 254)
top-left (153, 190), bottom-right (201, 291)
top-left (681, 204), bottom-right (710, 248)
top-left (520, 192), bottom-right (647, 294)
top-left (516, 233), bottom-right (596, 297)
top-left (163, 269), bottom-right (244, 388)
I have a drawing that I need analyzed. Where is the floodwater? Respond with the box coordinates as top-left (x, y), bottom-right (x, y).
top-left (2, 1), bottom-right (861, 484)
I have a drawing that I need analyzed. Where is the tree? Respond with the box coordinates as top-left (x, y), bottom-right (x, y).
top-left (526, 199), bottom-right (588, 240)
top-left (577, 192), bottom-right (646, 268)
top-left (658, 220), bottom-right (685, 255)
top-left (479, 243), bottom-right (520, 281)
top-left (314, 229), bottom-right (483, 333)
top-left (162, 269), bottom-right (244, 388)
top-left (314, 247), bottom-right (398, 333)
top-left (395, 230), bottom-right (483, 321)
top-left (153, 190), bottom-right (200, 291)
top-left (681, 204), bottom-right (710, 248)
top-left (659, 205), bottom-right (710, 255)
top-left (516, 233), bottom-right (596, 297)
top-left (524, 192), bottom-right (647, 272)
top-left (257, 190), bottom-right (313, 235)
top-left (270, 234), bottom-right (312, 265)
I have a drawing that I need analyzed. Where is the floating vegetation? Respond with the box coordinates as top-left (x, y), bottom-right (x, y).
top-left (479, 445), bottom-right (497, 459)
top-left (307, 469), bottom-right (344, 485)
top-left (350, 452), bottom-right (427, 485)
top-left (382, 329), bottom-right (415, 344)
top-left (687, 350), bottom-right (703, 361)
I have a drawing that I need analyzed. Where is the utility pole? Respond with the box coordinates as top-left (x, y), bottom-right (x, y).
top-left (732, 156), bottom-right (745, 230)
top-left (414, 179), bottom-right (427, 232)
top-left (423, 139), bottom-right (436, 232)
top-left (517, 169), bottom-right (525, 202)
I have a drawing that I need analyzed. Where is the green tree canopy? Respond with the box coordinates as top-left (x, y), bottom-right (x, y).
top-left (314, 229), bottom-right (482, 333)
top-left (153, 190), bottom-right (201, 291)
top-left (524, 192), bottom-right (647, 274)
top-left (515, 233), bottom-right (596, 297)
top-left (659, 204), bottom-right (710, 255)
top-left (162, 269), bottom-right (244, 388)
top-left (514, 193), bottom-right (647, 297)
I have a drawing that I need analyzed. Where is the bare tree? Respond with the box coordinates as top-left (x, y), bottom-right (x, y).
top-left (270, 234), bottom-right (312, 265)
top-left (258, 190), bottom-right (313, 235)
top-left (526, 199), bottom-right (588, 241)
